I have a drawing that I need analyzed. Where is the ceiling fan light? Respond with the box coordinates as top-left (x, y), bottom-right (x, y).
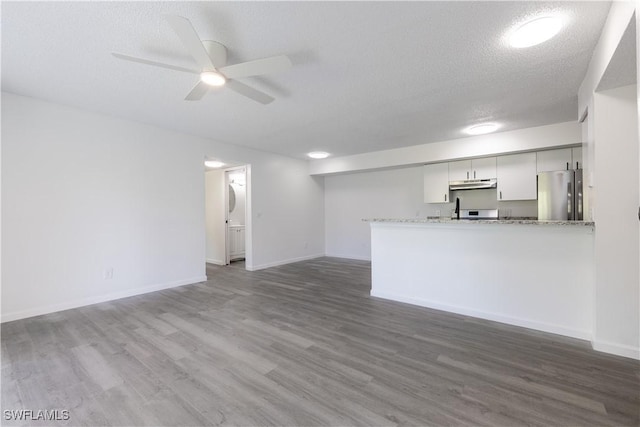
top-left (464, 123), bottom-right (500, 136)
top-left (307, 151), bottom-right (330, 159)
top-left (509, 16), bottom-right (562, 48)
top-left (200, 71), bottom-right (226, 87)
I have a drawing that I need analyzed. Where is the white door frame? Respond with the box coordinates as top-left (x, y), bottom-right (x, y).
top-left (224, 166), bottom-right (249, 266)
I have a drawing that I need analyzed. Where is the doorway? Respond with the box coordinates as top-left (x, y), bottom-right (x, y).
top-left (204, 163), bottom-right (251, 270)
top-left (225, 167), bottom-right (247, 265)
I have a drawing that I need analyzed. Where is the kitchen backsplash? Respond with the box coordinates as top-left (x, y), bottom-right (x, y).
top-left (424, 188), bottom-right (538, 218)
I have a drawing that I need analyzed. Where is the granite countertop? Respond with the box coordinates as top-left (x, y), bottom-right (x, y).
top-left (364, 217), bottom-right (595, 226)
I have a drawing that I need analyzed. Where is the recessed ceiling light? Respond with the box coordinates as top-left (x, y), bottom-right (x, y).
top-left (464, 123), bottom-right (500, 135)
top-left (205, 160), bottom-right (225, 168)
top-left (307, 151), bottom-right (330, 159)
top-left (509, 16), bottom-right (562, 48)
top-left (200, 71), bottom-right (226, 87)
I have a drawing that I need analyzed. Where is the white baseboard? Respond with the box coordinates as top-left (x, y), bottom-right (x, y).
top-left (593, 340), bottom-right (640, 360)
top-left (1, 276), bottom-right (207, 323)
top-left (206, 258), bottom-right (225, 265)
top-left (247, 254), bottom-right (325, 271)
top-left (370, 290), bottom-right (592, 342)
top-left (325, 253), bottom-right (371, 261)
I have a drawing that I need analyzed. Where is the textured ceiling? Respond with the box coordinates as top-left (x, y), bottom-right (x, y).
top-left (2, 1), bottom-right (612, 159)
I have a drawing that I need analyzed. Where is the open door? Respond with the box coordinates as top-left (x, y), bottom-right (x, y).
top-left (205, 168), bottom-right (226, 266)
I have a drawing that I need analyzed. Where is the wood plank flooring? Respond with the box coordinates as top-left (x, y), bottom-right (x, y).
top-left (2, 257), bottom-right (639, 426)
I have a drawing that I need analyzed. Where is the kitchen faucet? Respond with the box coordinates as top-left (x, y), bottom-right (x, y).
top-left (455, 197), bottom-right (460, 220)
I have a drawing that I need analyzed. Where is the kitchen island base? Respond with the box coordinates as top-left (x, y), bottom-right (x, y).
top-left (370, 221), bottom-right (595, 341)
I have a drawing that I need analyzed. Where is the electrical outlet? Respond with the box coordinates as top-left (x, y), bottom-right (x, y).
top-left (103, 268), bottom-right (113, 280)
top-left (435, 209), bottom-right (441, 217)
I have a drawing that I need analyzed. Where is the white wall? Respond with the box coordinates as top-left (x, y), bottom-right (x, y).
top-left (311, 121), bottom-right (580, 175)
top-left (578, 2), bottom-right (636, 115)
top-left (205, 170), bottom-right (225, 265)
top-left (578, 2), bottom-right (637, 224)
top-left (577, 2), bottom-right (640, 360)
top-left (248, 156), bottom-right (325, 270)
top-left (637, 8), bottom-right (640, 353)
top-left (593, 85), bottom-right (639, 359)
top-left (325, 167), bottom-right (424, 260)
top-left (1, 93), bottom-right (325, 321)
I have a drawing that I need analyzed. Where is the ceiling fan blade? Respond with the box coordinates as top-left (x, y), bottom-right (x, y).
top-left (185, 80), bottom-right (210, 101)
top-left (112, 53), bottom-right (200, 74)
top-left (219, 55), bottom-right (292, 79)
top-left (201, 41), bottom-right (227, 68)
top-left (226, 80), bottom-right (275, 104)
top-left (165, 15), bottom-right (215, 71)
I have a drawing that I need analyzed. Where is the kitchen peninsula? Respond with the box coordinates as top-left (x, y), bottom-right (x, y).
top-left (367, 218), bottom-right (595, 341)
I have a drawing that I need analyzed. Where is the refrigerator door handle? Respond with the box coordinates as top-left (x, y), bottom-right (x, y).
top-left (576, 182), bottom-right (583, 220)
top-left (575, 169), bottom-right (583, 221)
top-left (567, 181), bottom-right (573, 220)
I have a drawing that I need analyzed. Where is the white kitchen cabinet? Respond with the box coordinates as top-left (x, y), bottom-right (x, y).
top-left (472, 157), bottom-right (497, 179)
top-left (497, 152), bottom-right (537, 201)
top-left (537, 148), bottom-right (572, 172)
top-left (449, 157), bottom-right (496, 181)
top-left (536, 147), bottom-right (583, 172)
top-left (423, 163), bottom-right (450, 203)
top-left (229, 225), bottom-right (245, 260)
top-left (448, 160), bottom-right (471, 181)
top-left (571, 146), bottom-right (583, 169)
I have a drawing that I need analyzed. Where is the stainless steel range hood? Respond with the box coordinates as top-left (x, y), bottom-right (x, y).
top-left (449, 178), bottom-right (497, 191)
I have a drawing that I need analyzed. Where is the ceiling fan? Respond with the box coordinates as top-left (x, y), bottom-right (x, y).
top-left (112, 15), bottom-right (292, 104)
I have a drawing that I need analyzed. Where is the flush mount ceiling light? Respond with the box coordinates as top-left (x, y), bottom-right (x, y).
top-left (200, 71), bottom-right (226, 87)
top-left (307, 151), bottom-right (330, 159)
top-left (509, 16), bottom-right (562, 48)
top-left (464, 123), bottom-right (500, 136)
top-left (204, 160), bottom-right (225, 168)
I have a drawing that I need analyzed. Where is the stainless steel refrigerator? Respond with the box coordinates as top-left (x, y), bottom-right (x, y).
top-left (537, 170), bottom-right (583, 220)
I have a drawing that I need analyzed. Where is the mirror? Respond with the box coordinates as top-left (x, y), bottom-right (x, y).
top-left (229, 184), bottom-right (236, 213)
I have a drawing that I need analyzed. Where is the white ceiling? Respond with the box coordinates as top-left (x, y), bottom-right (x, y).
top-left (2, 1), bottom-right (612, 160)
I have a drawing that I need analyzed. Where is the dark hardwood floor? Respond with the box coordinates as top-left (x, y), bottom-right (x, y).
top-left (2, 257), bottom-right (639, 426)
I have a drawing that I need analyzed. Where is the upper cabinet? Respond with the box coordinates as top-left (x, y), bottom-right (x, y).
top-left (449, 157), bottom-right (496, 181)
top-left (537, 147), bottom-right (583, 172)
top-left (448, 160), bottom-right (471, 181)
top-left (497, 152), bottom-right (537, 201)
top-left (424, 148), bottom-right (578, 204)
top-left (472, 157), bottom-right (497, 180)
top-left (537, 148), bottom-right (572, 172)
top-left (423, 163), bottom-right (450, 203)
